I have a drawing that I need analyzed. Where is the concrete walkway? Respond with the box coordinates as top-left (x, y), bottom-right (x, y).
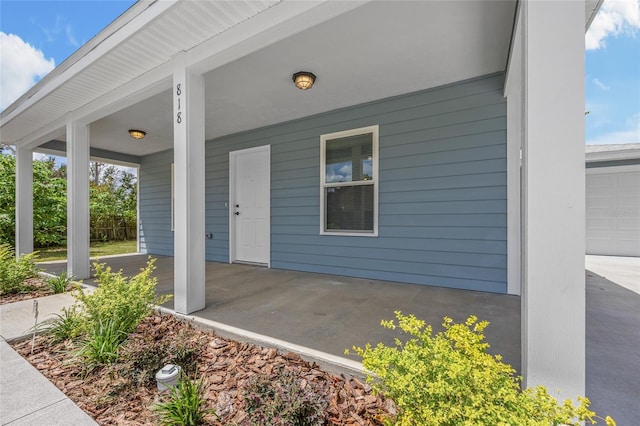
top-left (586, 255), bottom-right (640, 294)
top-left (0, 294), bottom-right (96, 425)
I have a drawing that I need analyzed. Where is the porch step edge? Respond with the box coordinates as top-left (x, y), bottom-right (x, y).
top-left (156, 306), bottom-right (365, 374)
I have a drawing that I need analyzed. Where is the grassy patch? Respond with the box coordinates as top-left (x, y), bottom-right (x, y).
top-left (37, 240), bottom-right (137, 262)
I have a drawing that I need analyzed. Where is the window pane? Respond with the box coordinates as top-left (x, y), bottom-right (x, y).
top-left (325, 133), bottom-right (373, 183)
top-left (325, 185), bottom-right (374, 232)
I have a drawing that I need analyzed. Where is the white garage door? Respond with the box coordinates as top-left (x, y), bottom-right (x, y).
top-left (586, 165), bottom-right (640, 257)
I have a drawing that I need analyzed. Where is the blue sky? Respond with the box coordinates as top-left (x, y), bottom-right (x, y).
top-left (1, 0), bottom-right (639, 146)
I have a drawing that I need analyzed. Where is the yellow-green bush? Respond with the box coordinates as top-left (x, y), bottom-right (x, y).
top-left (0, 243), bottom-right (40, 295)
top-left (348, 312), bottom-right (615, 426)
top-left (74, 257), bottom-right (171, 335)
top-left (70, 257), bottom-right (171, 367)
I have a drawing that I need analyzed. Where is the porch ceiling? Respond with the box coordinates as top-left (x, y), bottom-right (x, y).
top-left (2, 1), bottom-right (519, 158)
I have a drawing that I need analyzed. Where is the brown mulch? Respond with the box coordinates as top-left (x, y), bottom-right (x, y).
top-left (0, 277), bottom-right (59, 305)
top-left (11, 313), bottom-right (394, 425)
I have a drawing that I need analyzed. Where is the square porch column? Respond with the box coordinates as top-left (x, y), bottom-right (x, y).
top-left (15, 147), bottom-right (34, 256)
top-left (521, 0), bottom-right (586, 400)
top-left (67, 121), bottom-right (91, 279)
top-left (173, 52), bottom-right (206, 314)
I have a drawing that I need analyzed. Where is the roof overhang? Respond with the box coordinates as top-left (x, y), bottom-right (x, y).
top-left (0, 0), bottom-right (599, 160)
top-left (586, 144), bottom-right (640, 163)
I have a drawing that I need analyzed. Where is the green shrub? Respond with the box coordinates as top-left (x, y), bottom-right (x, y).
top-left (74, 257), bottom-right (171, 334)
top-left (69, 257), bottom-right (170, 369)
top-left (41, 306), bottom-right (84, 342)
top-left (0, 243), bottom-right (41, 295)
top-left (47, 271), bottom-right (73, 294)
top-left (243, 368), bottom-right (329, 426)
top-left (154, 374), bottom-right (212, 426)
top-left (79, 318), bottom-right (128, 368)
top-left (348, 312), bottom-right (615, 426)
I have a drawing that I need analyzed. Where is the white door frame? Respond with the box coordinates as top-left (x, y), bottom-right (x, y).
top-left (228, 144), bottom-right (271, 266)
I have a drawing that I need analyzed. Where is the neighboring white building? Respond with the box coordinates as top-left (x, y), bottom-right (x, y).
top-left (1, 0), bottom-right (603, 401)
top-left (586, 144), bottom-right (640, 257)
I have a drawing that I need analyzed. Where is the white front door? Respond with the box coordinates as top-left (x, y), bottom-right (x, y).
top-left (230, 145), bottom-right (270, 265)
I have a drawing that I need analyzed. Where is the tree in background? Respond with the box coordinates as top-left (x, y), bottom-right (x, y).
top-left (90, 163), bottom-right (137, 241)
top-left (0, 154), bottom-right (67, 247)
top-left (0, 153), bottom-right (137, 247)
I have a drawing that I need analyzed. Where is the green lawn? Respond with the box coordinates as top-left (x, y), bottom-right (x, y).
top-left (36, 240), bottom-right (137, 262)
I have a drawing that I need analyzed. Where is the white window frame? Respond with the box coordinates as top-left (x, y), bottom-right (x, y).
top-left (320, 125), bottom-right (379, 236)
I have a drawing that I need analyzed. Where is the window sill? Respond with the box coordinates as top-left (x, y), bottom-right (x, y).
top-left (320, 231), bottom-right (378, 237)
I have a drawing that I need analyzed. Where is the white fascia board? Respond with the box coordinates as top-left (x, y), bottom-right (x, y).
top-left (33, 145), bottom-right (141, 169)
top-left (15, 121), bottom-right (66, 151)
top-left (0, 0), bottom-right (176, 128)
top-left (503, 1), bottom-right (522, 97)
top-left (188, 0), bottom-right (370, 75)
top-left (586, 0), bottom-right (605, 30)
top-left (585, 149), bottom-right (640, 163)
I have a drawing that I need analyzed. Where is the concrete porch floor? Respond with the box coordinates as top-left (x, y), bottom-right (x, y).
top-left (40, 254), bottom-right (639, 423)
top-left (42, 254), bottom-right (521, 370)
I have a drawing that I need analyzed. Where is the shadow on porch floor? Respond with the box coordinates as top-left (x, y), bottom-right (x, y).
top-left (40, 253), bottom-right (521, 372)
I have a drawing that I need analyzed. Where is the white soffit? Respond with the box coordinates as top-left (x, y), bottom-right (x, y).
top-left (0, 0), bottom-right (279, 144)
top-left (96, 0), bottom-right (516, 156)
top-left (3, 0), bottom-right (520, 157)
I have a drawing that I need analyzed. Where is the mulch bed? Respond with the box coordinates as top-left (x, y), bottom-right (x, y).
top-left (0, 277), bottom-right (59, 305)
top-left (12, 313), bottom-right (394, 425)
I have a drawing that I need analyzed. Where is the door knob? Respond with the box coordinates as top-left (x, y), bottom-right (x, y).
top-left (235, 211), bottom-right (240, 216)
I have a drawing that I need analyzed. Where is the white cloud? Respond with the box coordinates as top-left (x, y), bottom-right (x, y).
top-left (0, 32), bottom-right (55, 110)
top-left (586, 0), bottom-right (640, 50)
top-left (65, 24), bottom-right (78, 47)
top-left (592, 78), bottom-right (610, 90)
top-left (587, 113), bottom-right (640, 144)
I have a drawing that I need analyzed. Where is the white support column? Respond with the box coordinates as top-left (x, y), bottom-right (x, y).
top-left (521, 0), bottom-right (585, 400)
top-left (173, 52), bottom-right (206, 314)
top-left (15, 147), bottom-right (34, 256)
top-left (67, 120), bottom-right (91, 279)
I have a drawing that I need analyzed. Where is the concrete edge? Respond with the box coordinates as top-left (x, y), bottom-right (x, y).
top-left (155, 306), bottom-right (365, 375)
top-left (36, 252), bottom-right (144, 266)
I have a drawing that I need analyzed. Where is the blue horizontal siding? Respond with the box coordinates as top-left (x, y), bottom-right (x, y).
top-left (138, 149), bottom-right (173, 257)
top-left (139, 73), bottom-right (508, 293)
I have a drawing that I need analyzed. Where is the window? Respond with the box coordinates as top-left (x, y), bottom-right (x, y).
top-left (320, 125), bottom-right (379, 236)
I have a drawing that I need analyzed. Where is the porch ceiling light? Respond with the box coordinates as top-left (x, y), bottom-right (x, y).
top-left (292, 71), bottom-right (316, 90)
top-left (128, 129), bottom-right (147, 140)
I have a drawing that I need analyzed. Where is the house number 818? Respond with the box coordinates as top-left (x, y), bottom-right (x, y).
top-left (176, 84), bottom-right (182, 124)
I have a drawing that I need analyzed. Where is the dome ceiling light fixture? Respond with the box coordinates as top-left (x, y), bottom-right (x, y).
top-left (128, 129), bottom-right (147, 140)
top-left (292, 71), bottom-right (316, 90)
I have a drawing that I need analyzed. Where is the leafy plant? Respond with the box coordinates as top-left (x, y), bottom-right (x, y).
top-left (67, 258), bottom-right (170, 369)
top-left (154, 374), bottom-right (212, 426)
top-left (243, 368), bottom-right (329, 426)
top-left (79, 318), bottom-right (128, 368)
top-left (348, 312), bottom-right (615, 426)
top-left (0, 243), bottom-right (40, 295)
top-left (47, 271), bottom-right (73, 294)
top-left (40, 306), bottom-right (84, 342)
top-left (74, 257), bottom-right (171, 335)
